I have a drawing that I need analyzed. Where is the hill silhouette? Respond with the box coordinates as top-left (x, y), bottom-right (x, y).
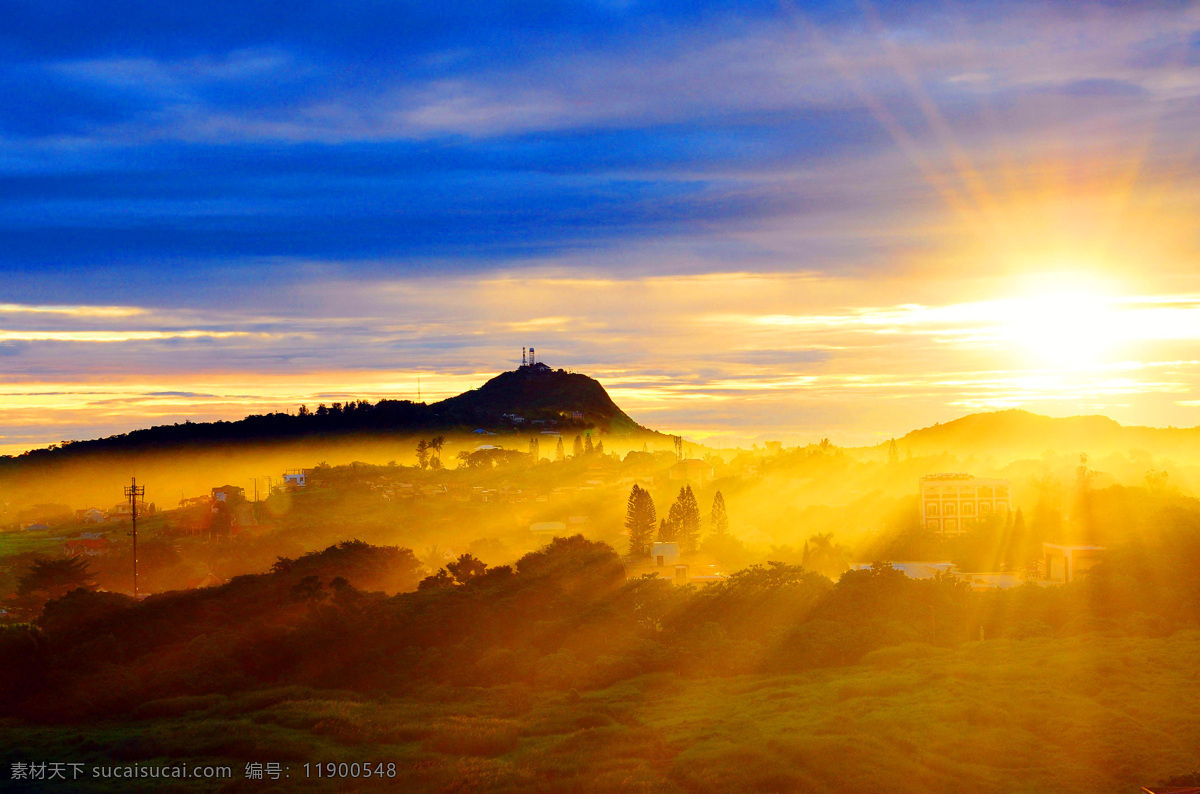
top-left (0, 364), bottom-right (646, 466)
top-left (881, 408), bottom-right (1200, 460)
top-left (436, 364), bottom-right (641, 434)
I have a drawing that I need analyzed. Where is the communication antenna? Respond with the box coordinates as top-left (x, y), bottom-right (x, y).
top-left (417, 370), bottom-right (422, 402)
top-left (522, 347), bottom-right (527, 366)
top-left (124, 477), bottom-right (145, 598)
top-left (530, 347), bottom-right (536, 365)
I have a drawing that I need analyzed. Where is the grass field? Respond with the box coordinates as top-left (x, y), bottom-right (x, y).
top-left (3, 631), bottom-right (1197, 792)
top-left (0, 531), bottom-right (67, 558)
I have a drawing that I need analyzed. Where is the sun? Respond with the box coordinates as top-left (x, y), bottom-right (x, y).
top-left (999, 273), bottom-right (1123, 368)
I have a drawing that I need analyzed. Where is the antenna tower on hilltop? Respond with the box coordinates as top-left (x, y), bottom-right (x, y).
top-left (522, 347), bottom-right (527, 366)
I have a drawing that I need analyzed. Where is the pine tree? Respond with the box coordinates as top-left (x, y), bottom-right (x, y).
top-left (710, 491), bottom-right (729, 536)
top-left (529, 437), bottom-right (540, 459)
top-left (573, 435), bottom-right (584, 458)
top-left (585, 435), bottom-right (594, 455)
top-left (595, 439), bottom-right (604, 455)
top-left (676, 485), bottom-right (701, 553)
top-left (555, 437), bottom-right (565, 461)
top-left (624, 485), bottom-right (657, 556)
top-left (657, 517), bottom-right (676, 543)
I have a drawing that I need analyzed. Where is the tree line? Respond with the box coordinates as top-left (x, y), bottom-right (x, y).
top-left (625, 485), bottom-right (727, 556)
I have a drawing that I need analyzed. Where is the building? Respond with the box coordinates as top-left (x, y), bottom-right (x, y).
top-left (919, 474), bottom-right (1011, 536)
top-left (1042, 543), bottom-right (1104, 583)
top-left (669, 459), bottom-right (713, 486)
top-left (282, 469), bottom-right (307, 489)
top-left (651, 542), bottom-right (680, 567)
top-left (211, 485), bottom-right (246, 505)
top-left (851, 561), bottom-right (955, 579)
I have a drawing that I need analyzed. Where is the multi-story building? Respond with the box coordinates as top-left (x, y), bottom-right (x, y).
top-left (919, 474), bottom-right (1011, 535)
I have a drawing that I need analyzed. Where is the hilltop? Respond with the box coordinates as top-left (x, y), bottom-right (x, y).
top-left (436, 363), bottom-right (642, 434)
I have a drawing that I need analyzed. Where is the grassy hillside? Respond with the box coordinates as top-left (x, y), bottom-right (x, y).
top-left (3, 632), bottom-right (1196, 792)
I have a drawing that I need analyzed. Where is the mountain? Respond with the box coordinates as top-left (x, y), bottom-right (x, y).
top-left (434, 363), bottom-right (642, 434)
top-left (0, 363), bottom-right (646, 466)
top-left (882, 409), bottom-right (1200, 461)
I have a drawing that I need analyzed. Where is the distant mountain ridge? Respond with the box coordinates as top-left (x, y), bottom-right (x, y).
top-left (0, 364), bottom-right (646, 464)
top-left (881, 409), bottom-right (1200, 460)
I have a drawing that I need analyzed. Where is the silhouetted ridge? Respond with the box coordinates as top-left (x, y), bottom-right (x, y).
top-left (888, 408), bottom-right (1200, 459)
top-left (0, 365), bottom-right (644, 464)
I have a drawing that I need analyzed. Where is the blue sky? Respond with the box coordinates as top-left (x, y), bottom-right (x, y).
top-left (3, 0), bottom-right (1200, 451)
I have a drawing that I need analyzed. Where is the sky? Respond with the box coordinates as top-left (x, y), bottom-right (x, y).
top-left (3, 0), bottom-right (1200, 454)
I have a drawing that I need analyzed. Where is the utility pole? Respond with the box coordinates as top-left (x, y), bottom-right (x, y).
top-left (251, 477), bottom-right (259, 503)
top-left (124, 477), bottom-right (145, 598)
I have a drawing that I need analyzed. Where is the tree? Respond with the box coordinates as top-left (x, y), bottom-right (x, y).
top-left (668, 486), bottom-right (701, 554)
top-left (595, 439), bottom-right (604, 455)
top-left (573, 435), bottom-right (583, 458)
top-left (624, 485), bottom-right (657, 557)
top-left (416, 439), bottom-right (430, 469)
top-left (529, 437), bottom-right (540, 459)
top-left (446, 553), bottom-right (488, 584)
top-left (710, 491), bottom-right (729, 536)
top-left (11, 557), bottom-right (97, 616)
top-left (657, 517), bottom-right (676, 543)
top-left (801, 533), bottom-right (850, 579)
top-left (429, 436), bottom-right (445, 467)
top-left (585, 435), bottom-right (594, 455)
top-left (418, 569), bottom-right (454, 590)
top-left (555, 437), bottom-right (565, 461)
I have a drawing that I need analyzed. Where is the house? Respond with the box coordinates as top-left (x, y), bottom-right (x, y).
top-left (651, 542), bottom-right (680, 567)
top-left (282, 469), bottom-right (307, 489)
top-left (669, 459), bottom-right (712, 485)
top-left (1043, 543), bottom-right (1105, 583)
top-left (210, 485), bottom-right (246, 505)
top-left (75, 507), bottom-right (105, 524)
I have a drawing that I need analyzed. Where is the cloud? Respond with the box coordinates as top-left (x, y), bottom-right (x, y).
top-left (3, 1), bottom-right (1200, 450)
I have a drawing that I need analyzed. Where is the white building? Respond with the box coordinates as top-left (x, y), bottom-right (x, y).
top-left (919, 474), bottom-right (1011, 536)
top-left (651, 542), bottom-right (680, 567)
top-left (282, 469), bottom-right (307, 489)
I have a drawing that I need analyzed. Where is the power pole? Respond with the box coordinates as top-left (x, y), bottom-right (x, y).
top-left (124, 477), bottom-right (145, 598)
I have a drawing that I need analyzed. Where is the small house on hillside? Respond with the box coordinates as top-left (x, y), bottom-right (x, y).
top-left (211, 485), bottom-right (246, 505)
top-left (282, 469), bottom-right (307, 489)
